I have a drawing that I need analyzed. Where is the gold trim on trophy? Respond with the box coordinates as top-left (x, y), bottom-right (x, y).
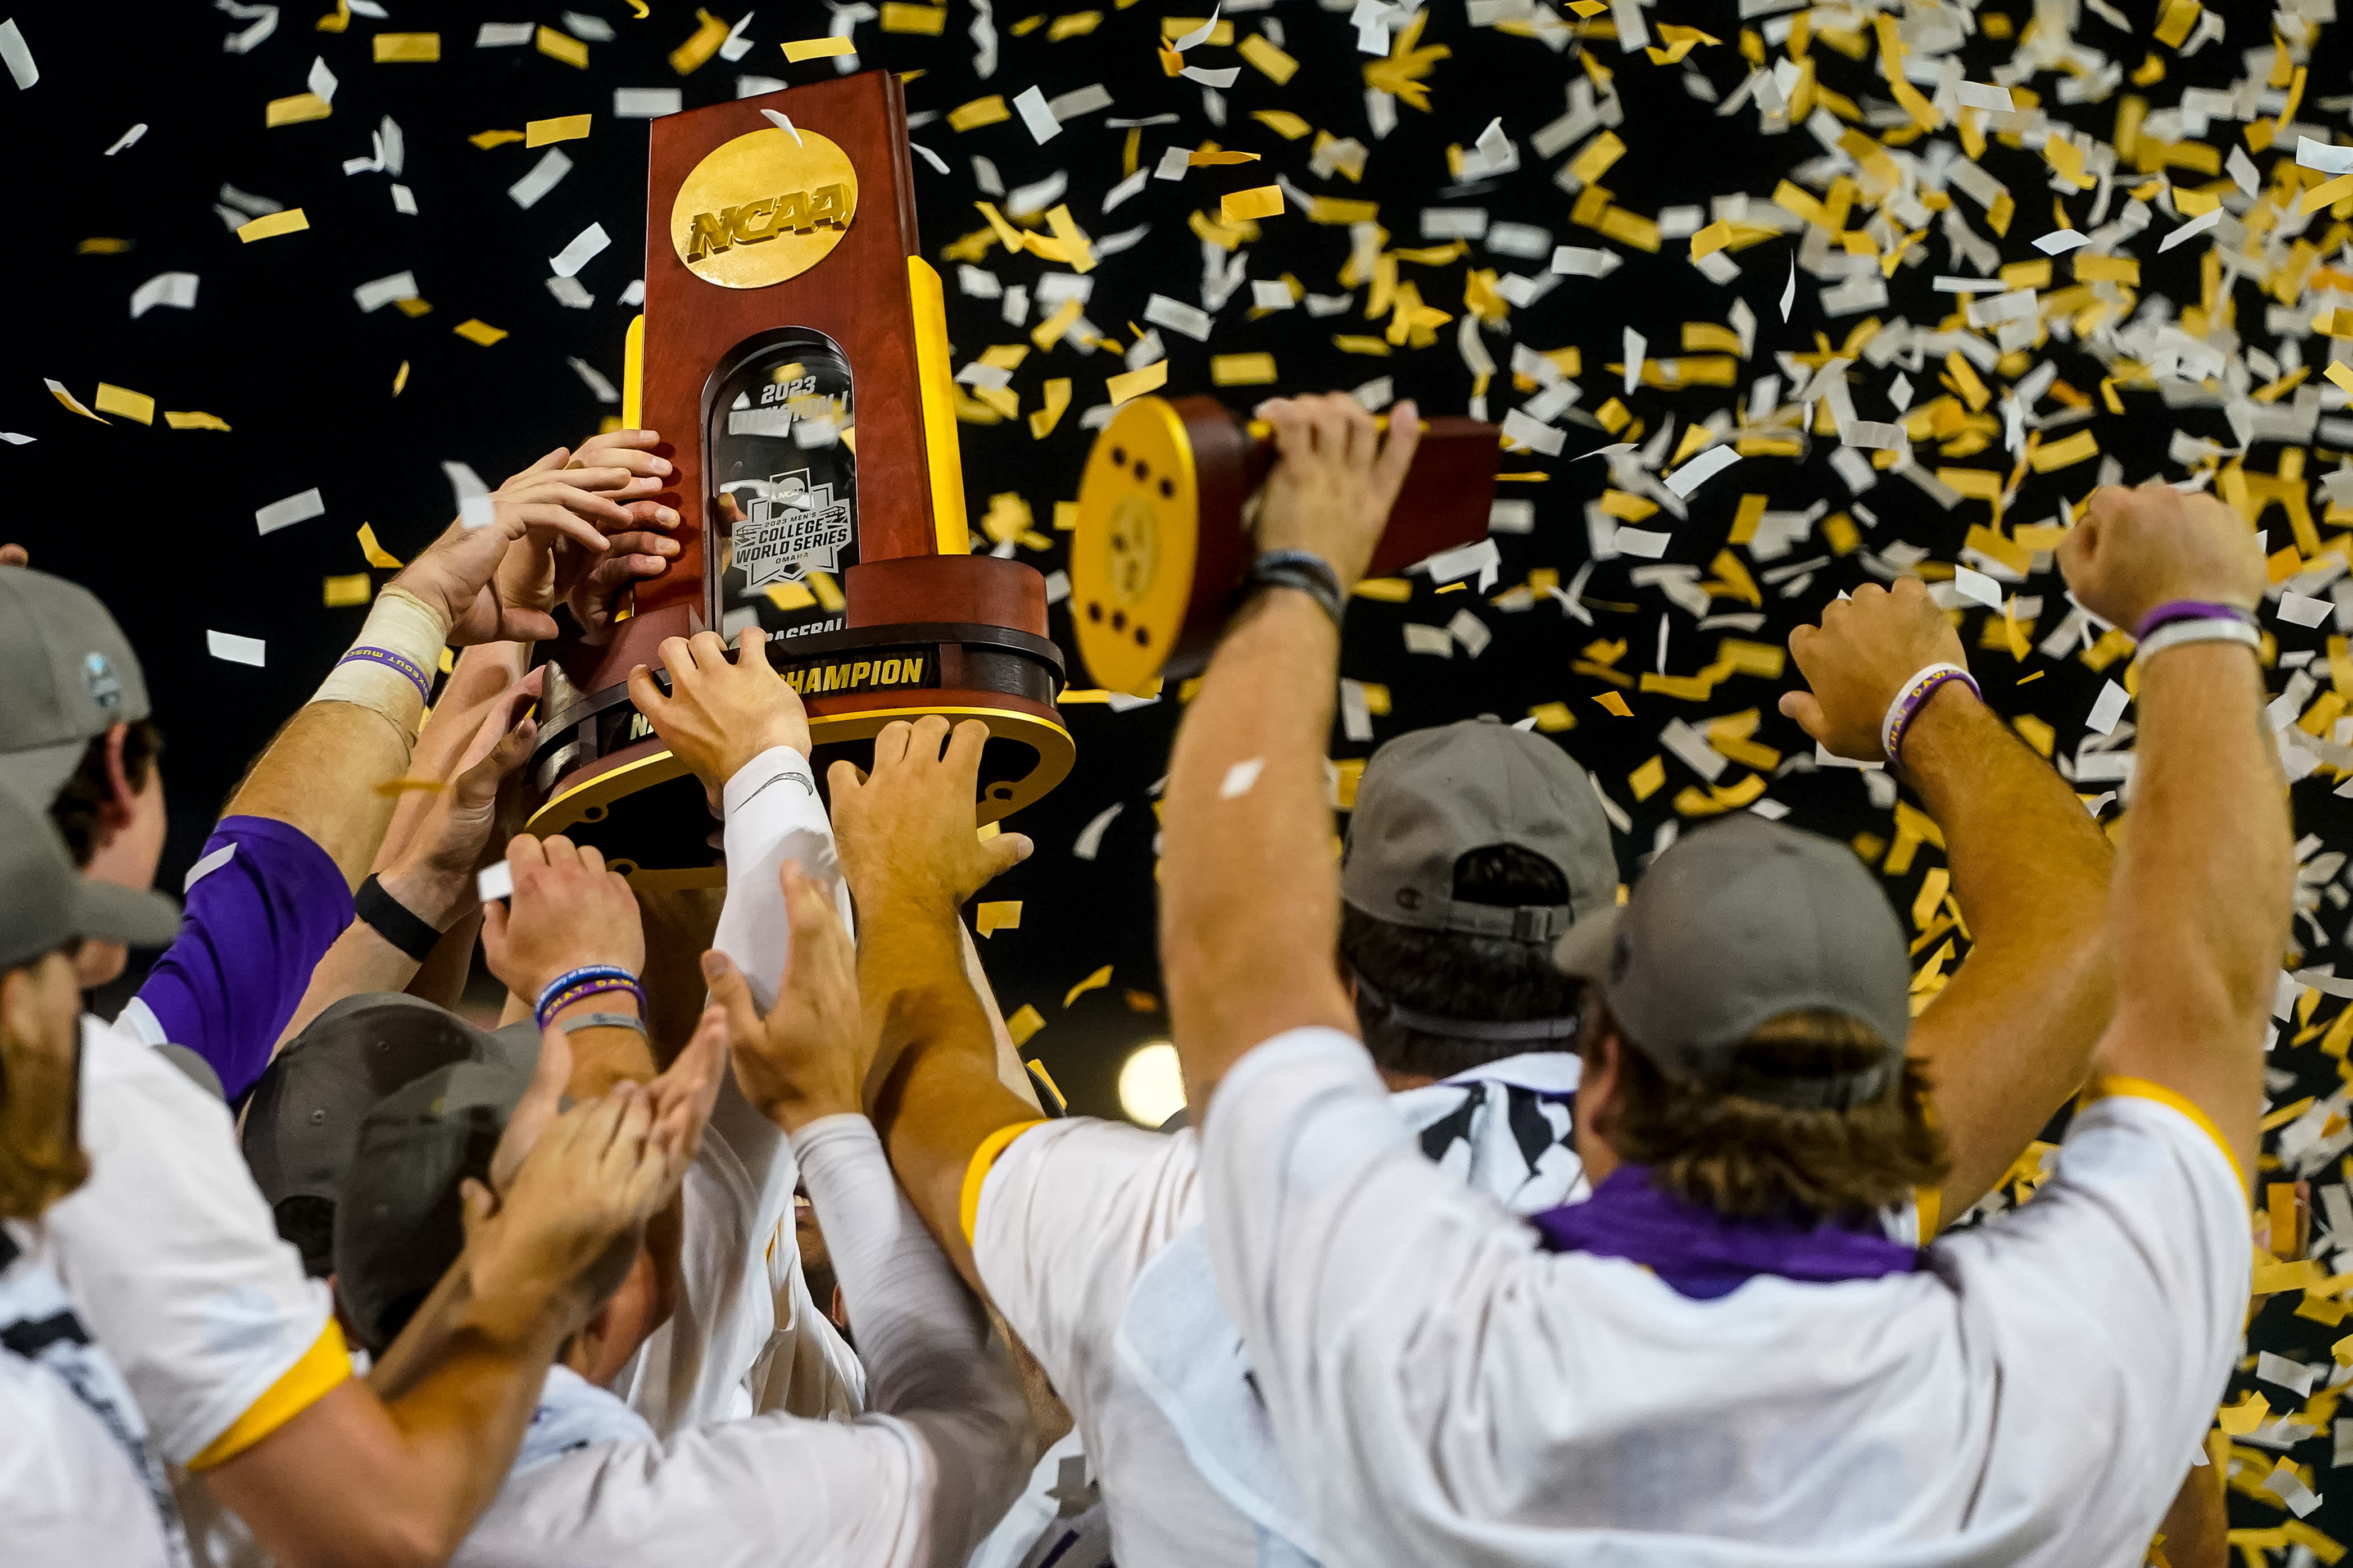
top-left (670, 126), bottom-right (860, 290)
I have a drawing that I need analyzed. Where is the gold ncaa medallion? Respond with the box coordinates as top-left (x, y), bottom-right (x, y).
top-left (670, 126), bottom-right (859, 289)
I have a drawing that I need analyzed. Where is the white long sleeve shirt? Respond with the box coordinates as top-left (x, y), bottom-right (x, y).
top-left (1200, 1028), bottom-right (2248, 1568)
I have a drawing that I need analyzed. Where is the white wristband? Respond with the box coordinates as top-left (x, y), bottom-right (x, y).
top-left (2134, 617), bottom-right (2261, 663)
top-left (306, 585), bottom-right (448, 742)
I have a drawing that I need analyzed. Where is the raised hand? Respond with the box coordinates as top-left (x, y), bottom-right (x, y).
top-left (480, 833), bottom-right (646, 1007)
top-left (1779, 579), bottom-right (1969, 764)
top-left (377, 668), bottom-right (543, 926)
top-left (505, 429), bottom-right (684, 638)
top-left (828, 715), bottom-right (1032, 916)
top-left (1250, 394), bottom-right (1421, 593)
top-left (627, 627), bottom-right (812, 816)
top-left (701, 863), bottom-right (863, 1131)
top-left (2061, 482), bottom-right (2265, 633)
top-left (393, 447), bottom-right (667, 646)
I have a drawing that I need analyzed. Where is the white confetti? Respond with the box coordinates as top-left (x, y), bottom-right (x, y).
top-left (477, 21), bottom-right (534, 46)
top-left (1550, 246), bottom-right (1621, 278)
top-left (761, 107), bottom-right (804, 145)
top-left (1073, 801), bottom-right (1122, 859)
top-left (2031, 229), bottom-right (2092, 254)
top-left (207, 630), bottom-right (267, 667)
top-left (443, 462), bottom-right (495, 529)
top-left (549, 221), bottom-right (611, 278)
top-left (0, 17), bottom-right (35, 89)
top-left (130, 271), bottom-right (199, 319)
top-left (307, 53), bottom-right (337, 105)
top-left (615, 87), bottom-right (683, 117)
top-left (1779, 252), bottom-right (1796, 321)
top-left (1448, 608), bottom-right (1492, 658)
top-left (255, 487), bottom-right (325, 535)
top-left (1219, 757), bottom-right (1264, 798)
top-left (1143, 293), bottom-right (1214, 341)
top-left (2281, 591), bottom-right (2334, 628)
top-left (2085, 681), bottom-right (2129, 735)
top-left (2299, 135), bottom-right (2353, 175)
top-left (103, 122), bottom-right (148, 156)
top-left (1951, 565), bottom-right (2003, 610)
top-left (2157, 207), bottom-right (2221, 253)
top-left (1622, 326), bottom-right (1645, 396)
top-left (352, 270), bottom-right (419, 312)
top-left (508, 148), bottom-right (573, 209)
top-left (1665, 444), bottom-right (1740, 498)
top-left (1403, 622), bottom-right (1454, 656)
top-left (568, 357), bottom-right (620, 403)
top-left (477, 860), bottom-right (515, 902)
top-left (1012, 84), bottom-right (1060, 143)
top-left (1955, 81), bottom-right (2014, 111)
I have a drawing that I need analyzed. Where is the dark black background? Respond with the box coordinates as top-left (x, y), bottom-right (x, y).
top-left (6, 0), bottom-right (2348, 1541)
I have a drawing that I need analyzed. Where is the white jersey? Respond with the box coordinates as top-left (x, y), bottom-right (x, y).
top-left (971, 1055), bottom-right (1585, 1567)
top-left (7, 1017), bottom-right (341, 1468)
top-left (616, 745), bottom-right (865, 1433)
top-left (1201, 1028), bottom-right (2247, 1567)
top-left (0, 1239), bottom-right (189, 1568)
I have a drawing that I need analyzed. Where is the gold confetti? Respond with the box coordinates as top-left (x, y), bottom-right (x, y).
top-left (764, 581), bottom-right (818, 611)
top-left (1029, 378), bottom-right (1072, 439)
top-left (1251, 109), bottom-right (1312, 139)
top-left (164, 411), bottom-right (232, 431)
top-left (392, 360), bottom-right (410, 395)
top-left (1005, 1003), bottom-right (1045, 1047)
top-left (808, 570), bottom-right (845, 611)
top-left (93, 384), bottom-right (153, 425)
top-left (371, 31), bottom-right (440, 61)
top-left (1049, 11), bottom-right (1101, 37)
top-left (1594, 692), bottom-right (1633, 717)
top-left (1527, 702), bottom-right (1575, 732)
top-left (1238, 33), bottom-right (1298, 83)
top-left (237, 209), bottom-right (310, 242)
top-left (1064, 964), bottom-right (1113, 1007)
top-left (1222, 185), bottom-right (1284, 222)
top-left (526, 113), bottom-right (592, 146)
top-left (783, 35), bottom-right (857, 60)
top-left (950, 94), bottom-right (1012, 131)
top-left (1211, 352), bottom-right (1277, 385)
top-left (1106, 359), bottom-right (1169, 405)
top-left (976, 901), bottom-right (1022, 937)
top-left (357, 523), bottom-right (403, 568)
top-left (453, 319), bottom-right (509, 346)
top-left (1629, 756), bottom-right (1667, 800)
top-left (536, 25), bottom-right (590, 66)
top-left (1333, 334), bottom-right (1391, 355)
top-left (469, 128), bottom-right (527, 148)
top-left (669, 7), bottom-right (729, 71)
top-left (77, 237), bottom-right (134, 254)
top-left (323, 573), bottom-right (372, 607)
top-left (882, 2), bottom-right (949, 33)
top-left (265, 93), bottom-right (333, 127)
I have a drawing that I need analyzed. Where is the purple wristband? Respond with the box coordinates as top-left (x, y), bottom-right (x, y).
top-left (1879, 663), bottom-right (1982, 766)
top-left (338, 644), bottom-right (433, 705)
top-left (2133, 600), bottom-right (2254, 642)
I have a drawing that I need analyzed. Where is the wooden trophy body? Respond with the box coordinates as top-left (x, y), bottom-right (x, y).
top-left (525, 71), bottom-right (1071, 887)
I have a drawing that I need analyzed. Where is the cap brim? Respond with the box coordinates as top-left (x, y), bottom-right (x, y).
top-left (0, 740), bottom-right (89, 819)
top-left (1550, 906), bottom-right (1620, 981)
top-left (70, 879), bottom-right (181, 950)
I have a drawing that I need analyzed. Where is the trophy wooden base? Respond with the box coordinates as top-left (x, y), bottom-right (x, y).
top-left (524, 556), bottom-right (1069, 887)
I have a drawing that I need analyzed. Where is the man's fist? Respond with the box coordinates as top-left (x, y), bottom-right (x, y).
top-left (1780, 579), bottom-right (1969, 763)
top-left (627, 628), bottom-right (812, 816)
top-left (1251, 394), bottom-right (1421, 593)
top-left (2061, 482), bottom-right (2264, 633)
top-left (830, 716), bottom-right (1032, 914)
top-left (481, 833), bottom-right (646, 1005)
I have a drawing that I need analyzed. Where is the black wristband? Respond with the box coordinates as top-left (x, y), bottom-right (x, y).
top-left (1240, 549), bottom-right (1346, 629)
top-left (355, 874), bottom-right (446, 962)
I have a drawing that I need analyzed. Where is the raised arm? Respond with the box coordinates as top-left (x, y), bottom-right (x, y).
top-left (1780, 579), bottom-right (2115, 1225)
top-left (272, 671), bottom-right (542, 1051)
top-left (1161, 395), bottom-right (1418, 1115)
top-left (2057, 483), bottom-right (2286, 1185)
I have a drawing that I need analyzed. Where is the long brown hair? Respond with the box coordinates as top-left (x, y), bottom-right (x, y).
top-left (1586, 1001), bottom-right (1949, 1221)
top-left (0, 958), bottom-right (90, 1220)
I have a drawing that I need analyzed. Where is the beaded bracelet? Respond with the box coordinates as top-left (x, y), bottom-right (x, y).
top-left (534, 965), bottom-right (647, 1031)
top-left (1879, 662), bottom-right (1982, 766)
top-left (2136, 616), bottom-right (2262, 663)
top-left (2133, 599), bottom-right (2255, 642)
top-left (336, 644), bottom-right (434, 705)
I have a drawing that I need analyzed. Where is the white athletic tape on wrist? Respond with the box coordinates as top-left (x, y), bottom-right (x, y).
top-left (306, 585), bottom-right (448, 740)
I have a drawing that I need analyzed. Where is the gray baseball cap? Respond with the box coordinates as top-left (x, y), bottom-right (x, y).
top-left (1343, 715), bottom-right (1617, 943)
top-left (1552, 815), bottom-right (1910, 1110)
top-left (0, 569), bottom-right (151, 816)
top-left (243, 993), bottom-right (539, 1216)
top-left (0, 787), bottom-right (179, 971)
top-left (333, 1059), bottom-right (532, 1353)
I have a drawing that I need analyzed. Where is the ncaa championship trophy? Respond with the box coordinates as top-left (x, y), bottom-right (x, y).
top-left (526, 71), bottom-right (1073, 887)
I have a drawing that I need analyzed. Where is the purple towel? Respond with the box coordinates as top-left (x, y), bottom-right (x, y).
top-left (1528, 1165), bottom-right (1921, 1299)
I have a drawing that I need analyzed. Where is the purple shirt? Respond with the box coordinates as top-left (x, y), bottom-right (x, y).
top-left (124, 816), bottom-right (352, 1101)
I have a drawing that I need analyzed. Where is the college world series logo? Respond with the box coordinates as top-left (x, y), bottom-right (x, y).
top-left (733, 470), bottom-right (853, 588)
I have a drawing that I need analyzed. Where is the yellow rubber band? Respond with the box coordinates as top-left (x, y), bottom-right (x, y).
top-left (187, 1317), bottom-right (353, 1471)
top-left (2077, 1075), bottom-right (2248, 1194)
top-left (960, 1119), bottom-right (1049, 1247)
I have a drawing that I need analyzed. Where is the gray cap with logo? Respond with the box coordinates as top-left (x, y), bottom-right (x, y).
top-left (333, 1058), bottom-right (533, 1353)
top-left (1551, 815), bottom-right (1911, 1110)
top-left (0, 787), bottom-right (179, 971)
top-left (1343, 715), bottom-right (1617, 944)
top-left (0, 569), bottom-right (151, 816)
